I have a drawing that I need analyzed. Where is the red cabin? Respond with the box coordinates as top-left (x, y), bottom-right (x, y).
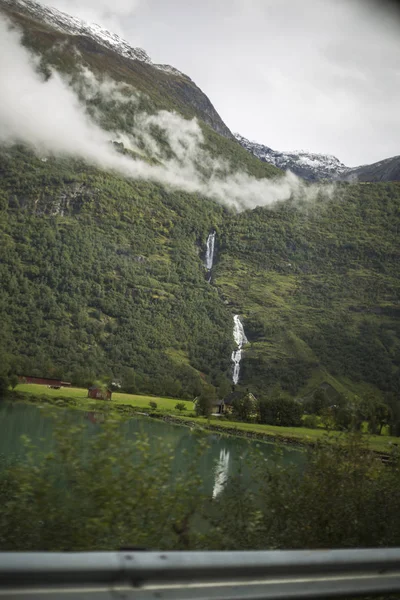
top-left (87, 386), bottom-right (112, 401)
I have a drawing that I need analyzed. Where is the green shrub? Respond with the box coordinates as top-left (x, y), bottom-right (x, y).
top-left (149, 401), bottom-right (158, 410)
top-left (175, 402), bottom-right (186, 411)
top-left (258, 393), bottom-right (303, 427)
top-left (303, 414), bottom-right (318, 429)
top-left (209, 435), bottom-right (400, 550)
top-left (2, 419), bottom-right (400, 551)
top-left (0, 418), bottom-right (206, 550)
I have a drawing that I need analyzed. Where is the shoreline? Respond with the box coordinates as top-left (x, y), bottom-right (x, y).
top-left (6, 391), bottom-right (393, 458)
top-left (154, 413), bottom-right (310, 449)
top-left (7, 391), bottom-right (313, 449)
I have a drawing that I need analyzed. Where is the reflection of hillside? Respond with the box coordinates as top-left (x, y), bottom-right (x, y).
top-left (122, 418), bottom-right (185, 452)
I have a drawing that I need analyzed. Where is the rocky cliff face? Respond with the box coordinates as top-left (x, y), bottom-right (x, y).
top-left (168, 78), bottom-right (234, 139)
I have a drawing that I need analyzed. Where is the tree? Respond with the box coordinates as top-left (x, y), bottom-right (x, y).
top-left (386, 394), bottom-right (400, 437)
top-left (0, 375), bottom-right (9, 396)
top-left (232, 394), bottom-right (256, 422)
top-left (258, 390), bottom-right (302, 427)
top-left (122, 369), bottom-right (138, 394)
top-left (332, 404), bottom-right (353, 431)
top-left (216, 378), bottom-right (231, 400)
top-left (357, 395), bottom-right (390, 435)
top-left (195, 386), bottom-right (215, 418)
top-left (9, 374), bottom-right (19, 390)
top-left (306, 389), bottom-right (330, 415)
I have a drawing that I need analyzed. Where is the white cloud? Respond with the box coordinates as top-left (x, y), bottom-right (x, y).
top-left (0, 17), bottom-right (333, 211)
top-left (73, 67), bottom-right (139, 104)
top-left (63, 0), bottom-right (399, 167)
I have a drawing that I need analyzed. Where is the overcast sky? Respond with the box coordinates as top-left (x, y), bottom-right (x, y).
top-left (43, 0), bottom-right (400, 167)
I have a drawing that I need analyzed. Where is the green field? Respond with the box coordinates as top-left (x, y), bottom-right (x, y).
top-left (178, 415), bottom-right (399, 453)
top-left (16, 384), bottom-right (194, 411)
top-left (13, 384), bottom-right (399, 452)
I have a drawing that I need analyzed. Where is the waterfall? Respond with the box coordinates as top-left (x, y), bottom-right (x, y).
top-left (212, 448), bottom-right (230, 498)
top-left (205, 231), bottom-right (216, 271)
top-left (231, 314), bottom-right (247, 385)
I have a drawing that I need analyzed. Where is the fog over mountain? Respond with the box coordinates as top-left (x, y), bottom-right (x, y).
top-left (0, 11), bottom-right (333, 209)
top-left (42, 0), bottom-right (400, 167)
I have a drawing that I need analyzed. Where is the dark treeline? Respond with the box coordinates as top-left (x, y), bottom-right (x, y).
top-left (195, 386), bottom-right (400, 438)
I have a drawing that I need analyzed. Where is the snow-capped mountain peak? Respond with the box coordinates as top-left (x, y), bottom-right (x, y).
top-left (235, 133), bottom-right (349, 181)
top-left (2, 0), bottom-right (190, 80)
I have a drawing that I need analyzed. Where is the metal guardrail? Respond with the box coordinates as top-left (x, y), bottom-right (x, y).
top-left (1, 549), bottom-right (400, 599)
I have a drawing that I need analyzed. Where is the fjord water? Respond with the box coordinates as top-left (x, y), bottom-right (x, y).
top-left (0, 401), bottom-right (302, 497)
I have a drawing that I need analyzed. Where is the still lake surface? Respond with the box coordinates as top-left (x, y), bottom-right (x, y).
top-left (0, 401), bottom-right (304, 497)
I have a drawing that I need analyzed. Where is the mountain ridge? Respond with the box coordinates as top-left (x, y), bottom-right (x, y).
top-left (235, 133), bottom-right (400, 183)
top-left (0, 0), bottom-right (236, 140)
top-left (341, 155), bottom-right (400, 183)
top-left (0, 0), bottom-right (399, 405)
top-left (234, 133), bottom-right (349, 181)
top-left (2, 0), bottom-right (190, 78)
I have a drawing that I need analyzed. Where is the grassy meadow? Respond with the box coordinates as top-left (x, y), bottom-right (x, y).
top-left (12, 384), bottom-right (400, 453)
top-left (15, 383), bottom-right (195, 411)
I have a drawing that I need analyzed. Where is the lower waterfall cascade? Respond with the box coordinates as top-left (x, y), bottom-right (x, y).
top-left (231, 314), bottom-right (248, 385)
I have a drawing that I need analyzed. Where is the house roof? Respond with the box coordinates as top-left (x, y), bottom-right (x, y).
top-left (223, 391), bottom-right (258, 405)
top-left (19, 375), bottom-right (66, 382)
top-left (223, 391), bottom-right (245, 405)
top-left (88, 385), bottom-right (111, 391)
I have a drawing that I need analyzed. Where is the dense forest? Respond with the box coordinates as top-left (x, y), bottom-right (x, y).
top-left (1, 145), bottom-right (400, 403)
top-left (0, 146), bottom-right (233, 397)
top-left (0, 0), bottom-right (400, 404)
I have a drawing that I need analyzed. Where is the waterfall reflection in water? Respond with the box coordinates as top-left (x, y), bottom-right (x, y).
top-left (212, 448), bottom-right (230, 498)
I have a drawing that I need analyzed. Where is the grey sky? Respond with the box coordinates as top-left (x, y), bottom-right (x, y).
top-left (44, 0), bottom-right (400, 166)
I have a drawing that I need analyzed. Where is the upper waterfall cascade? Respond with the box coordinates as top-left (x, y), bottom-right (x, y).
top-left (231, 315), bottom-right (248, 385)
top-left (205, 231), bottom-right (216, 271)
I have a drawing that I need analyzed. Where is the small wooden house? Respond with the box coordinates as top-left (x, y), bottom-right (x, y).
top-left (218, 390), bottom-right (258, 415)
top-left (212, 399), bottom-right (226, 414)
top-left (87, 386), bottom-right (112, 401)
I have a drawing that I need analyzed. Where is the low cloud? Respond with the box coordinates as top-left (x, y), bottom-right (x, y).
top-left (0, 17), bottom-right (332, 210)
top-left (73, 66), bottom-right (139, 104)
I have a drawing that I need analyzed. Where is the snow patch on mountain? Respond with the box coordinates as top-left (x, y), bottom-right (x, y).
top-left (2, 0), bottom-right (191, 80)
top-left (235, 133), bottom-right (349, 181)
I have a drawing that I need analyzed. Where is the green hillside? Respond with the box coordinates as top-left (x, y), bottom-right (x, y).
top-left (0, 146), bottom-right (233, 397)
top-left (216, 183), bottom-right (400, 397)
top-left (0, 0), bottom-right (400, 404)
